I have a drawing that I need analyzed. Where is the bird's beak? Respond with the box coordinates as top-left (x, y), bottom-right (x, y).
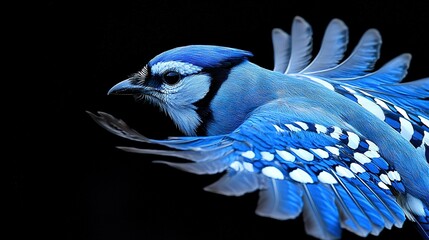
top-left (107, 78), bottom-right (144, 95)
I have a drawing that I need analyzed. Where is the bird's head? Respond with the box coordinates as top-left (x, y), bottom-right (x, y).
top-left (108, 45), bottom-right (253, 136)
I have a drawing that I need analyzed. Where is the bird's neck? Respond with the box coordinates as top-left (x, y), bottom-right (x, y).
top-left (203, 61), bottom-right (287, 135)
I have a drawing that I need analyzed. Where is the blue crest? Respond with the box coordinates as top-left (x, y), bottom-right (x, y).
top-left (148, 45), bottom-right (253, 69)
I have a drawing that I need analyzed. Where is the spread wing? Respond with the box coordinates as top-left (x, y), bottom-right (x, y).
top-left (272, 16), bottom-right (428, 160)
top-left (87, 110), bottom-right (407, 239)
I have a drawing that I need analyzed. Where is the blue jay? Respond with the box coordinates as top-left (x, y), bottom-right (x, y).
top-left (88, 16), bottom-right (429, 239)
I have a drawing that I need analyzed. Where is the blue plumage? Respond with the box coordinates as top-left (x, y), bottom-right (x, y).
top-left (149, 45), bottom-right (253, 69)
top-left (88, 16), bottom-right (429, 239)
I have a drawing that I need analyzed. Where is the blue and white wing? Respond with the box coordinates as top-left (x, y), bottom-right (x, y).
top-left (271, 16), bottom-right (429, 239)
top-left (87, 110), bottom-right (408, 239)
top-left (273, 16), bottom-right (429, 159)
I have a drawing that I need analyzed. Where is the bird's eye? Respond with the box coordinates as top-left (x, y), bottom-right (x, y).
top-left (162, 71), bottom-right (182, 85)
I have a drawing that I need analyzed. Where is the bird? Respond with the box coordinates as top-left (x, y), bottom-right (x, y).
top-left (87, 16), bottom-right (429, 240)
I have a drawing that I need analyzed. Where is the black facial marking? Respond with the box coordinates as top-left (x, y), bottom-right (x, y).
top-left (195, 67), bottom-right (231, 136)
top-left (130, 65), bottom-right (151, 85)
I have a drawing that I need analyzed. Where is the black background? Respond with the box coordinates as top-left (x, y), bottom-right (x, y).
top-left (9, 1), bottom-right (429, 240)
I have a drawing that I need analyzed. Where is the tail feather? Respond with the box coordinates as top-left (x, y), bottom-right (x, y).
top-left (255, 178), bottom-right (304, 220)
top-left (204, 170), bottom-right (260, 196)
top-left (152, 155), bottom-right (232, 175)
top-left (310, 29), bottom-right (382, 78)
top-left (301, 18), bottom-right (349, 73)
top-left (414, 209), bottom-right (429, 240)
top-left (330, 182), bottom-right (374, 237)
top-left (285, 16), bottom-right (313, 74)
top-left (272, 28), bottom-right (291, 73)
top-left (302, 184), bottom-right (341, 240)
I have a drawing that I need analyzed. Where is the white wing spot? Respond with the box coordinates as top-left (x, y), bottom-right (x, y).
top-left (243, 162), bottom-right (254, 172)
top-left (374, 98), bottom-right (390, 110)
top-left (295, 121), bottom-right (309, 130)
top-left (380, 174), bottom-right (392, 185)
top-left (330, 126), bottom-right (342, 140)
top-left (393, 171), bottom-right (401, 181)
top-left (261, 151), bottom-right (275, 161)
top-left (354, 152), bottom-right (372, 164)
top-left (311, 148), bottom-right (329, 159)
top-left (306, 76), bottom-right (335, 90)
top-left (325, 146), bottom-right (340, 155)
top-left (423, 131), bottom-right (429, 145)
top-left (342, 86), bottom-right (357, 94)
top-left (399, 117), bottom-right (414, 141)
top-left (230, 161), bottom-right (243, 171)
top-left (290, 148), bottom-right (314, 161)
top-left (289, 168), bottom-right (314, 183)
top-left (366, 140), bottom-right (380, 151)
top-left (284, 123), bottom-right (301, 132)
top-left (315, 124), bottom-right (328, 133)
top-left (262, 166), bottom-right (284, 180)
top-left (276, 150), bottom-right (295, 162)
top-left (359, 90), bottom-right (373, 97)
top-left (378, 182), bottom-right (389, 190)
top-left (355, 95), bottom-right (385, 121)
top-left (387, 170), bottom-right (401, 181)
top-left (318, 171), bottom-right (338, 184)
top-left (350, 163), bottom-right (366, 173)
top-left (419, 116), bottom-right (429, 128)
top-left (346, 131), bottom-right (360, 149)
top-left (364, 150), bottom-right (380, 158)
top-left (273, 124), bottom-right (285, 132)
top-left (394, 105), bottom-right (410, 120)
top-left (241, 151), bottom-right (255, 159)
top-left (335, 165), bottom-right (355, 178)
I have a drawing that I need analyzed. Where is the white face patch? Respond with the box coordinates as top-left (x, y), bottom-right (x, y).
top-left (151, 61), bottom-right (202, 76)
top-left (161, 74), bottom-right (211, 136)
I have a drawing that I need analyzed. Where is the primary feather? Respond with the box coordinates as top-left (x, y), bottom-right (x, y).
top-left (88, 16), bottom-right (429, 239)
